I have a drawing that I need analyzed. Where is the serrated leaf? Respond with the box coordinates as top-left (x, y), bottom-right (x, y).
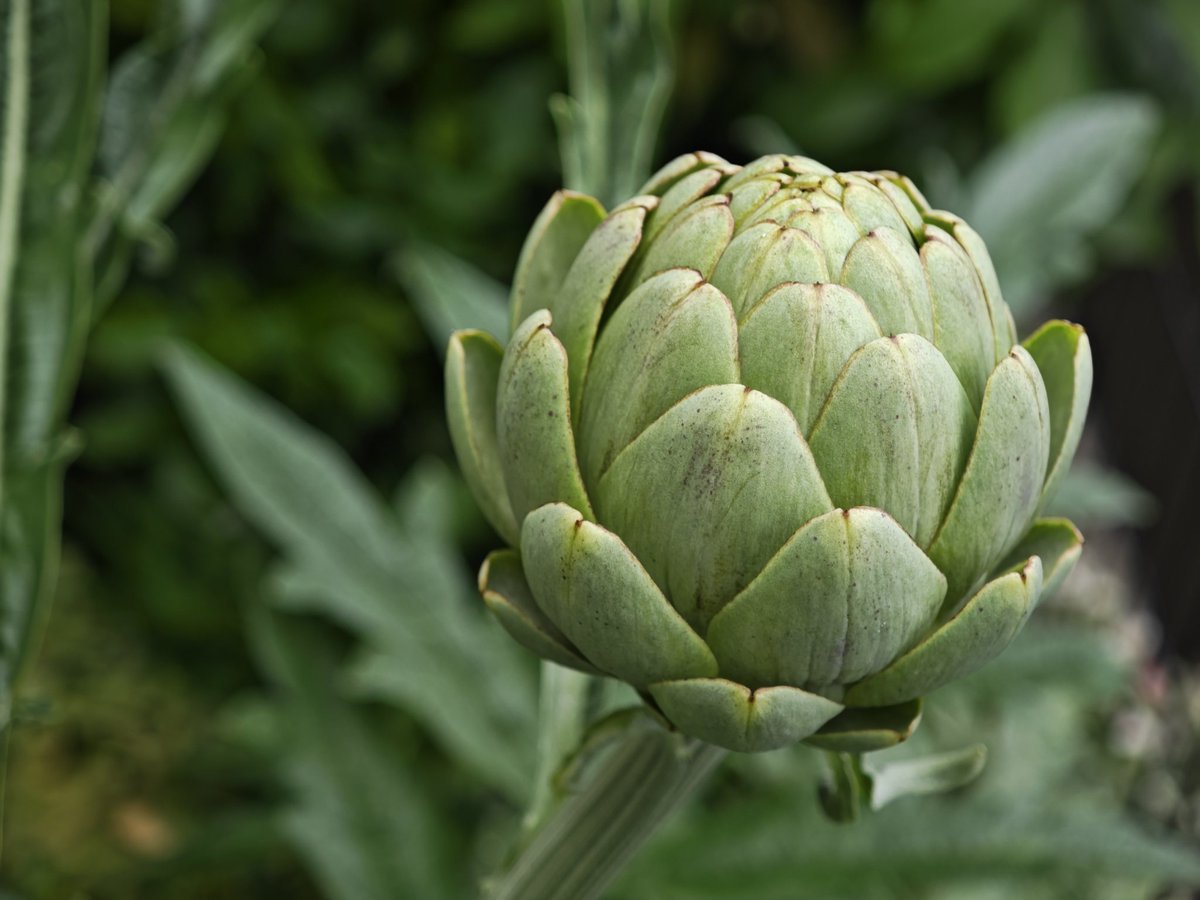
top-left (620, 799), bottom-right (1200, 899)
top-left (249, 606), bottom-right (457, 900)
top-left (163, 344), bottom-right (538, 801)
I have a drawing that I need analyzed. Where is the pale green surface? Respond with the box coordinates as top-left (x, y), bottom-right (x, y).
top-left (710, 221), bottom-right (830, 318)
top-left (1023, 320), bottom-right (1093, 510)
top-left (497, 310), bottom-right (595, 525)
top-left (994, 518), bottom-right (1083, 600)
top-left (707, 508), bottom-right (945, 689)
top-left (738, 282), bottom-right (880, 435)
top-left (926, 347), bottom-right (1050, 608)
top-left (553, 202), bottom-right (650, 412)
top-left (521, 502), bottom-right (717, 688)
top-left (459, 150), bottom-right (1092, 752)
top-left (648, 678), bottom-right (842, 753)
top-left (578, 268), bottom-right (739, 487)
top-left (596, 384), bottom-right (832, 633)
top-left (510, 191), bottom-right (606, 335)
top-left (845, 558), bottom-right (1043, 708)
top-left (922, 228), bottom-right (997, 409)
top-left (444, 330), bottom-right (519, 545)
top-left (839, 226), bottom-right (934, 339)
top-left (807, 334), bottom-right (976, 548)
top-left (480, 549), bottom-right (598, 674)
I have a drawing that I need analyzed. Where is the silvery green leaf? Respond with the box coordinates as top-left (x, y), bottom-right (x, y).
top-left (552, 0), bottom-right (675, 206)
top-left (868, 744), bottom-right (988, 809)
top-left (961, 94), bottom-right (1160, 317)
top-left (249, 607), bottom-right (457, 900)
top-left (163, 344), bottom-right (538, 801)
top-left (397, 241), bottom-right (509, 351)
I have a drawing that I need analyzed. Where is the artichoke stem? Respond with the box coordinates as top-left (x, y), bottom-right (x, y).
top-left (484, 725), bottom-right (725, 900)
top-left (521, 663), bottom-right (594, 839)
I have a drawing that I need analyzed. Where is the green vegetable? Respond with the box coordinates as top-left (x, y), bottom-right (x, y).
top-left (447, 152), bottom-right (1092, 753)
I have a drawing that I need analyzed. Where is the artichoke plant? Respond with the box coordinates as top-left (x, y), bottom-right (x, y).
top-left (446, 152), bottom-right (1092, 754)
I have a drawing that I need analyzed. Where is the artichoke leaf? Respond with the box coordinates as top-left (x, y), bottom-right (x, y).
top-left (922, 227), bottom-right (997, 409)
top-left (710, 221), bottom-right (830, 320)
top-left (727, 175), bottom-right (785, 226)
top-left (786, 207), bottom-right (863, 278)
top-left (554, 201), bottom-right (652, 415)
top-left (641, 164), bottom-right (729, 244)
top-left (510, 191), bottom-right (606, 336)
top-left (804, 699), bottom-right (924, 753)
top-left (579, 269), bottom-right (739, 487)
top-left (497, 311), bottom-right (595, 525)
top-left (929, 213), bottom-right (1015, 361)
top-left (844, 557), bottom-right (1043, 708)
top-left (874, 173), bottom-right (928, 239)
top-left (739, 282), bottom-right (881, 436)
top-left (632, 194), bottom-right (735, 285)
top-left (840, 182), bottom-right (912, 240)
top-left (706, 508), bottom-right (946, 689)
top-left (479, 549), bottom-right (599, 674)
top-left (648, 678), bottom-right (843, 753)
top-left (1023, 320), bottom-right (1093, 511)
top-left (839, 226), bottom-right (934, 339)
top-left (639, 150), bottom-right (731, 197)
top-left (721, 154), bottom-right (789, 190)
top-left (596, 384), bottom-right (833, 634)
top-left (926, 345), bottom-right (1051, 608)
top-left (993, 517), bottom-right (1083, 600)
top-left (445, 330), bottom-right (519, 545)
top-left (521, 502), bottom-right (717, 689)
top-left (786, 155), bottom-right (836, 177)
top-left (808, 335), bottom-right (977, 548)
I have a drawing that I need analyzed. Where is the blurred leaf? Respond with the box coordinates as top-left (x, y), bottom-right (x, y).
top-left (0, 0), bottom-right (103, 722)
top-left (1043, 463), bottom-right (1158, 528)
top-left (91, 0), bottom-right (281, 311)
top-left (868, 744), bottom-right (987, 809)
top-left (991, 3), bottom-right (1098, 133)
top-left (962, 93), bottom-right (1160, 317)
top-left (732, 115), bottom-right (800, 158)
top-left (621, 798), bottom-right (1200, 899)
top-left (394, 241), bottom-right (509, 350)
top-left (249, 605), bottom-right (458, 900)
top-left (948, 620), bottom-right (1130, 701)
top-left (162, 344), bottom-right (538, 801)
top-left (868, 0), bottom-right (1037, 91)
top-left (552, 0), bottom-right (675, 205)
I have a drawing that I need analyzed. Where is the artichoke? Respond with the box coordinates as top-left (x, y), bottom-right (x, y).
top-left (446, 152), bottom-right (1092, 753)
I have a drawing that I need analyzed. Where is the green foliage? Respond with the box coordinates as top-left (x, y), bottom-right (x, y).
top-left (0, 0), bottom-right (277, 731)
top-left (163, 344), bottom-right (538, 802)
top-left (11, 0), bottom-right (1200, 897)
top-left (249, 606), bottom-right (458, 900)
top-left (959, 94), bottom-right (1161, 317)
top-left (551, 0), bottom-right (675, 205)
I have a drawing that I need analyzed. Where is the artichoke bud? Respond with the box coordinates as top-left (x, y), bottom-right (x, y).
top-left (447, 152), bottom-right (1092, 753)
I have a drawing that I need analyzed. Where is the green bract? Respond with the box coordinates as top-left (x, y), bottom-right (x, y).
top-left (447, 152), bottom-right (1092, 753)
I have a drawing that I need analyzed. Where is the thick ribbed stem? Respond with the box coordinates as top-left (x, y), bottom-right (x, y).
top-left (485, 726), bottom-right (725, 900)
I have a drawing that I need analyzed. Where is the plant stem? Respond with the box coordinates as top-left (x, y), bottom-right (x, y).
top-left (485, 725), bottom-right (725, 900)
top-left (522, 663), bottom-right (593, 838)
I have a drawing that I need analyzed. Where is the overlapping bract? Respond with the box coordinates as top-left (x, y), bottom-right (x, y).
top-left (447, 153), bottom-right (1092, 753)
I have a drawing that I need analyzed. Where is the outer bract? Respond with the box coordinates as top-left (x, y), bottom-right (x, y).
top-left (447, 153), bottom-right (1092, 753)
